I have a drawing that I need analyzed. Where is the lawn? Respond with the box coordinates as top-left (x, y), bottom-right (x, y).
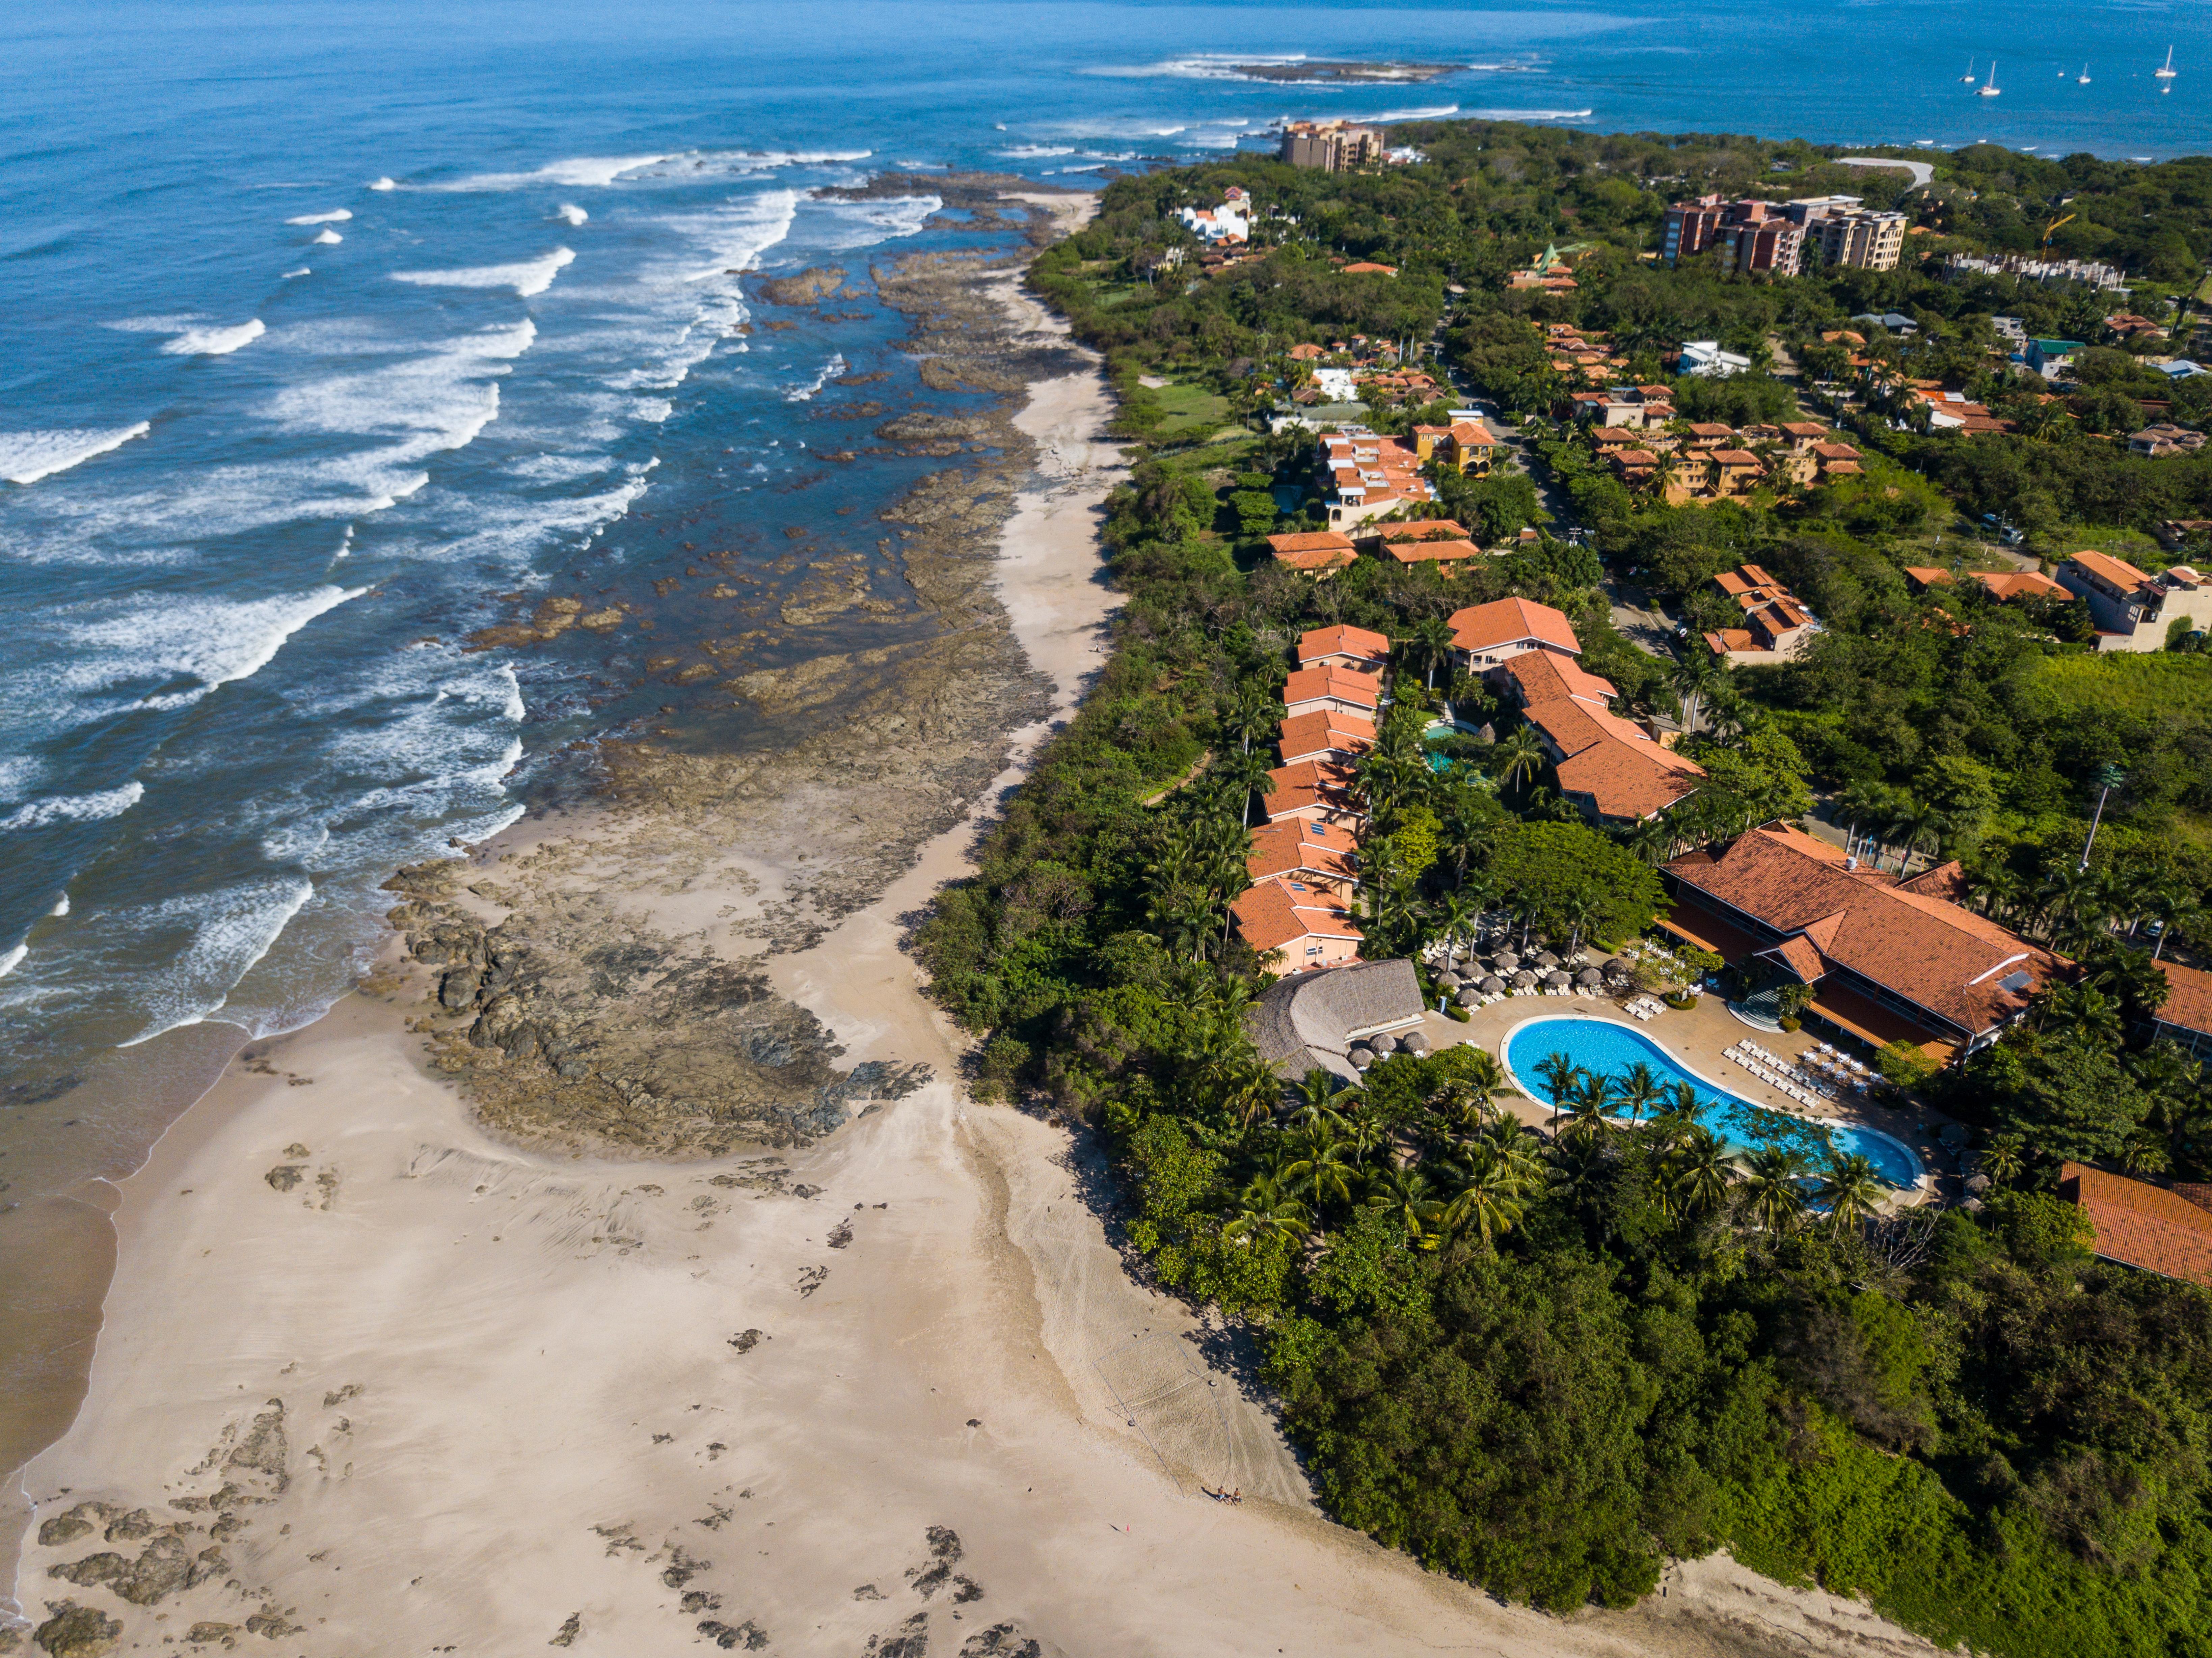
top-left (1148, 380), bottom-right (1233, 438)
top-left (2032, 650), bottom-right (2212, 723)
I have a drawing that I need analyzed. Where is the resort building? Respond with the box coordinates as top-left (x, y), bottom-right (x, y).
top-left (1704, 562), bottom-right (1819, 664)
top-left (1502, 652), bottom-right (1706, 824)
top-left (1661, 821), bottom-right (2063, 1063)
top-left (1447, 595), bottom-right (1583, 674)
top-left (1261, 758), bottom-right (1362, 829)
top-left (1296, 623), bottom-right (1390, 675)
top-left (1278, 120), bottom-right (1383, 173)
top-left (1804, 209), bottom-right (1907, 272)
top-left (1266, 529), bottom-right (1358, 576)
top-left (1230, 876), bottom-right (1364, 974)
top-left (1282, 664), bottom-right (1381, 720)
top-left (1316, 427), bottom-right (1438, 529)
top-left (1410, 420), bottom-right (1501, 475)
top-left (1374, 527), bottom-right (1481, 573)
top-left (2059, 1163), bottom-right (2212, 1286)
top-left (1660, 196), bottom-right (1803, 275)
top-left (2154, 961), bottom-right (2212, 1061)
top-left (1245, 958), bottom-right (1426, 1080)
top-left (1277, 707), bottom-right (1376, 767)
top-left (2056, 552), bottom-right (2212, 651)
top-left (1246, 819), bottom-right (1360, 898)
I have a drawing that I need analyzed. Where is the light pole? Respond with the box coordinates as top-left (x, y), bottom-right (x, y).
top-left (2079, 763), bottom-right (2125, 871)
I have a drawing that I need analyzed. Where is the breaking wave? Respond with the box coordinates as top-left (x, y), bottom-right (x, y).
top-left (286, 209), bottom-right (352, 225)
top-left (391, 247), bottom-right (575, 297)
top-left (0, 422), bottom-right (151, 485)
top-left (0, 780), bottom-right (146, 833)
top-left (159, 318), bottom-right (266, 356)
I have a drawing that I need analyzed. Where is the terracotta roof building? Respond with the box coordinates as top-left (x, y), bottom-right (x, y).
top-left (2059, 1163), bottom-right (2212, 1286)
top-left (2155, 960), bottom-right (2212, 1060)
top-left (1247, 818), bottom-right (1360, 896)
top-left (1503, 660), bottom-right (1705, 823)
top-left (1296, 623), bottom-right (1390, 674)
top-left (1231, 877), bottom-right (1364, 974)
top-left (1317, 427), bottom-right (1437, 529)
top-left (1662, 822), bottom-right (2062, 1062)
top-left (2057, 552), bottom-right (2212, 652)
top-left (1448, 596), bottom-right (1582, 670)
top-left (1704, 563), bottom-right (1819, 664)
top-left (1904, 567), bottom-right (2068, 604)
top-left (1282, 665), bottom-right (1381, 719)
top-left (1262, 758), bottom-right (1361, 828)
top-left (1277, 707), bottom-right (1376, 767)
top-left (1267, 529), bottom-right (1358, 575)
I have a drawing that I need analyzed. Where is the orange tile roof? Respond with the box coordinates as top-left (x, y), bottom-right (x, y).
top-left (1501, 650), bottom-right (1617, 708)
top-left (1975, 570), bottom-right (2067, 602)
top-left (1665, 823), bottom-right (2060, 1037)
top-left (1904, 566), bottom-right (1952, 589)
top-left (1262, 758), bottom-right (1359, 820)
top-left (1297, 623), bottom-right (1390, 663)
top-left (2157, 961), bottom-right (2212, 1038)
top-left (1231, 877), bottom-right (1364, 954)
top-left (1282, 665), bottom-right (1380, 711)
top-left (1525, 696), bottom-right (1705, 821)
top-left (1387, 538), bottom-right (1480, 566)
top-left (1448, 596), bottom-right (1581, 655)
top-left (1373, 519), bottom-right (1470, 543)
top-left (2067, 550), bottom-right (2153, 591)
top-left (1247, 820), bottom-right (1360, 887)
top-left (1277, 708), bottom-right (1376, 764)
top-left (2060, 1164), bottom-right (2212, 1285)
top-left (1268, 530), bottom-right (1358, 572)
top-left (1687, 422), bottom-right (1734, 439)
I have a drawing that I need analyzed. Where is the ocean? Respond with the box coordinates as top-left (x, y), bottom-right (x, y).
top-left (0, 0), bottom-right (2205, 1481)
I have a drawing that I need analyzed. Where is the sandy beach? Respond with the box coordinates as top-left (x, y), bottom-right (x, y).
top-left (4, 232), bottom-right (1939, 1658)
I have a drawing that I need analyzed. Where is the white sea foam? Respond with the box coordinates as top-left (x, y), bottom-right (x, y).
top-left (556, 203), bottom-right (588, 225)
top-left (809, 194), bottom-right (939, 251)
top-left (1467, 107), bottom-right (1593, 121)
top-left (282, 267), bottom-right (311, 279)
top-left (312, 228), bottom-right (343, 245)
top-left (286, 209), bottom-right (353, 225)
top-left (438, 154), bottom-right (666, 190)
top-left (0, 422), bottom-right (151, 485)
top-left (368, 176), bottom-right (397, 191)
top-left (0, 780), bottom-right (144, 833)
top-left (117, 874), bottom-right (317, 1047)
top-left (1370, 104), bottom-right (1461, 121)
top-left (391, 246), bottom-right (575, 297)
top-left (998, 145), bottom-right (1075, 158)
top-left (0, 943), bottom-right (23, 980)
top-left (61, 584), bottom-right (367, 714)
top-left (51, 894), bottom-right (68, 917)
top-left (784, 354), bottom-right (847, 402)
top-left (158, 318), bottom-right (267, 356)
top-left (497, 663), bottom-right (524, 720)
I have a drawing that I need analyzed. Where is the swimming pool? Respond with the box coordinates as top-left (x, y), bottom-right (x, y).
top-left (1502, 1016), bottom-right (1924, 1189)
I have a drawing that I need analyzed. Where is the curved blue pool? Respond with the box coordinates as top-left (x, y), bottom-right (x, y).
top-left (1502, 1016), bottom-right (1923, 1188)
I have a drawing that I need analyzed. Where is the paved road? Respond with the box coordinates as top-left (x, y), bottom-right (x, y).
top-left (1836, 155), bottom-right (1936, 190)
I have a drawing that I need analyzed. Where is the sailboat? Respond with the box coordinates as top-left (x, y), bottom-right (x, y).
top-left (2078, 63), bottom-right (2091, 84)
top-left (1979, 61), bottom-right (2002, 97)
top-left (2155, 46), bottom-right (2177, 79)
top-left (1961, 57), bottom-right (1978, 83)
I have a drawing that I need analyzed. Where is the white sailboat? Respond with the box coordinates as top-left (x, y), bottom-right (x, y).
top-left (1979, 61), bottom-right (2002, 97)
top-left (1961, 57), bottom-right (1978, 83)
top-left (2155, 46), bottom-right (2177, 79)
top-left (2078, 63), bottom-right (2091, 85)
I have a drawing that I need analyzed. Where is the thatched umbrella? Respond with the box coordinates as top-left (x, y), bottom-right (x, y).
top-left (1534, 950), bottom-right (1560, 969)
top-left (1437, 970), bottom-right (1462, 991)
top-left (1512, 969), bottom-right (1537, 988)
top-left (1456, 986), bottom-right (1481, 1006)
top-left (1493, 951), bottom-right (1521, 974)
top-left (1370, 1033), bottom-right (1400, 1057)
top-left (1348, 1046), bottom-right (1374, 1071)
top-left (1576, 967), bottom-right (1603, 986)
top-left (1400, 1031), bottom-right (1430, 1057)
top-left (1543, 969), bottom-right (1570, 987)
top-left (1479, 974), bottom-right (1505, 994)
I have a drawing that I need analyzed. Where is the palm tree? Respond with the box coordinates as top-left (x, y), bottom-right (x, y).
top-left (1666, 1125), bottom-right (1737, 1216)
top-left (1977, 1134), bottom-right (2026, 1186)
top-left (2120, 1133), bottom-right (2171, 1178)
top-left (1816, 1153), bottom-right (1887, 1231)
top-left (1622, 815), bottom-right (1673, 867)
top-left (1440, 1144), bottom-right (1528, 1250)
top-left (1611, 1061), bottom-right (1662, 1128)
top-left (1286, 1067), bottom-right (1341, 1134)
top-left (1558, 1072), bottom-right (1617, 1145)
top-left (1411, 614), bottom-right (1459, 694)
top-left (1221, 746), bottom-right (1277, 831)
top-left (1882, 796), bottom-right (1948, 874)
top-left (1738, 1144), bottom-right (1809, 1234)
top-left (1670, 652), bottom-right (1721, 736)
top-left (1495, 724), bottom-right (1546, 798)
top-left (1218, 1054), bottom-right (1285, 1127)
top-left (1531, 1051), bottom-right (1586, 1129)
top-left (1434, 891), bottom-right (1479, 974)
top-left (1226, 683), bottom-right (1281, 756)
top-left (1365, 1158), bottom-right (1442, 1249)
top-left (1223, 1177), bottom-right (1313, 1246)
top-left (1645, 1082), bottom-right (1703, 1153)
top-left (1456, 1048), bottom-right (1521, 1121)
top-left (2035, 982), bottom-right (2123, 1045)
top-left (1298, 1138), bottom-right (1363, 1210)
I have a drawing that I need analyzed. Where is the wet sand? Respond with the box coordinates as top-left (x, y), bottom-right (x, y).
top-left (3, 240), bottom-right (1940, 1658)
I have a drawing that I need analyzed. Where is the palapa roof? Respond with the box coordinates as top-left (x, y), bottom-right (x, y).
top-left (1665, 822), bottom-right (2060, 1037)
top-left (1449, 596), bottom-right (1580, 656)
top-left (2060, 1163), bottom-right (2212, 1285)
top-left (1245, 958), bottom-right (1424, 1079)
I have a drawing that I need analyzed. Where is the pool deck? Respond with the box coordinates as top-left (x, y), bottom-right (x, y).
top-left (1410, 986), bottom-right (1949, 1207)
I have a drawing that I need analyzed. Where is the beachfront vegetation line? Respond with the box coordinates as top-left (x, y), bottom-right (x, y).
top-left (918, 122), bottom-right (2212, 1656)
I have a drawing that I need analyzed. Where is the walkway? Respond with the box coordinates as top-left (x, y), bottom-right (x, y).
top-left (1835, 155), bottom-right (1936, 190)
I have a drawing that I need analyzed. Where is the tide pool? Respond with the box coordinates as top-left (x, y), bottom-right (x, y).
top-left (1502, 1015), bottom-right (1924, 1188)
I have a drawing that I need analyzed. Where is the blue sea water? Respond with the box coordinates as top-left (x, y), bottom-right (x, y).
top-left (0, 0), bottom-right (2185, 1469)
top-left (1504, 1015), bottom-right (1925, 1185)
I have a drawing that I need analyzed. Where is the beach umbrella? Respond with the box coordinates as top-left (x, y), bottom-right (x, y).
top-left (1479, 975), bottom-right (1504, 993)
top-left (1456, 986), bottom-right (1481, 1006)
top-left (1401, 1031), bottom-right (1430, 1056)
top-left (1348, 1046), bottom-right (1373, 1071)
top-left (1494, 951), bottom-right (1520, 973)
top-left (1543, 969), bottom-right (1570, 987)
top-left (1512, 969), bottom-right (1537, 988)
top-left (1534, 951), bottom-right (1559, 969)
top-left (1437, 970), bottom-right (1462, 990)
top-left (1370, 1033), bottom-right (1400, 1056)
top-left (1964, 1173), bottom-right (1993, 1196)
top-left (1576, 967), bottom-right (1602, 985)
